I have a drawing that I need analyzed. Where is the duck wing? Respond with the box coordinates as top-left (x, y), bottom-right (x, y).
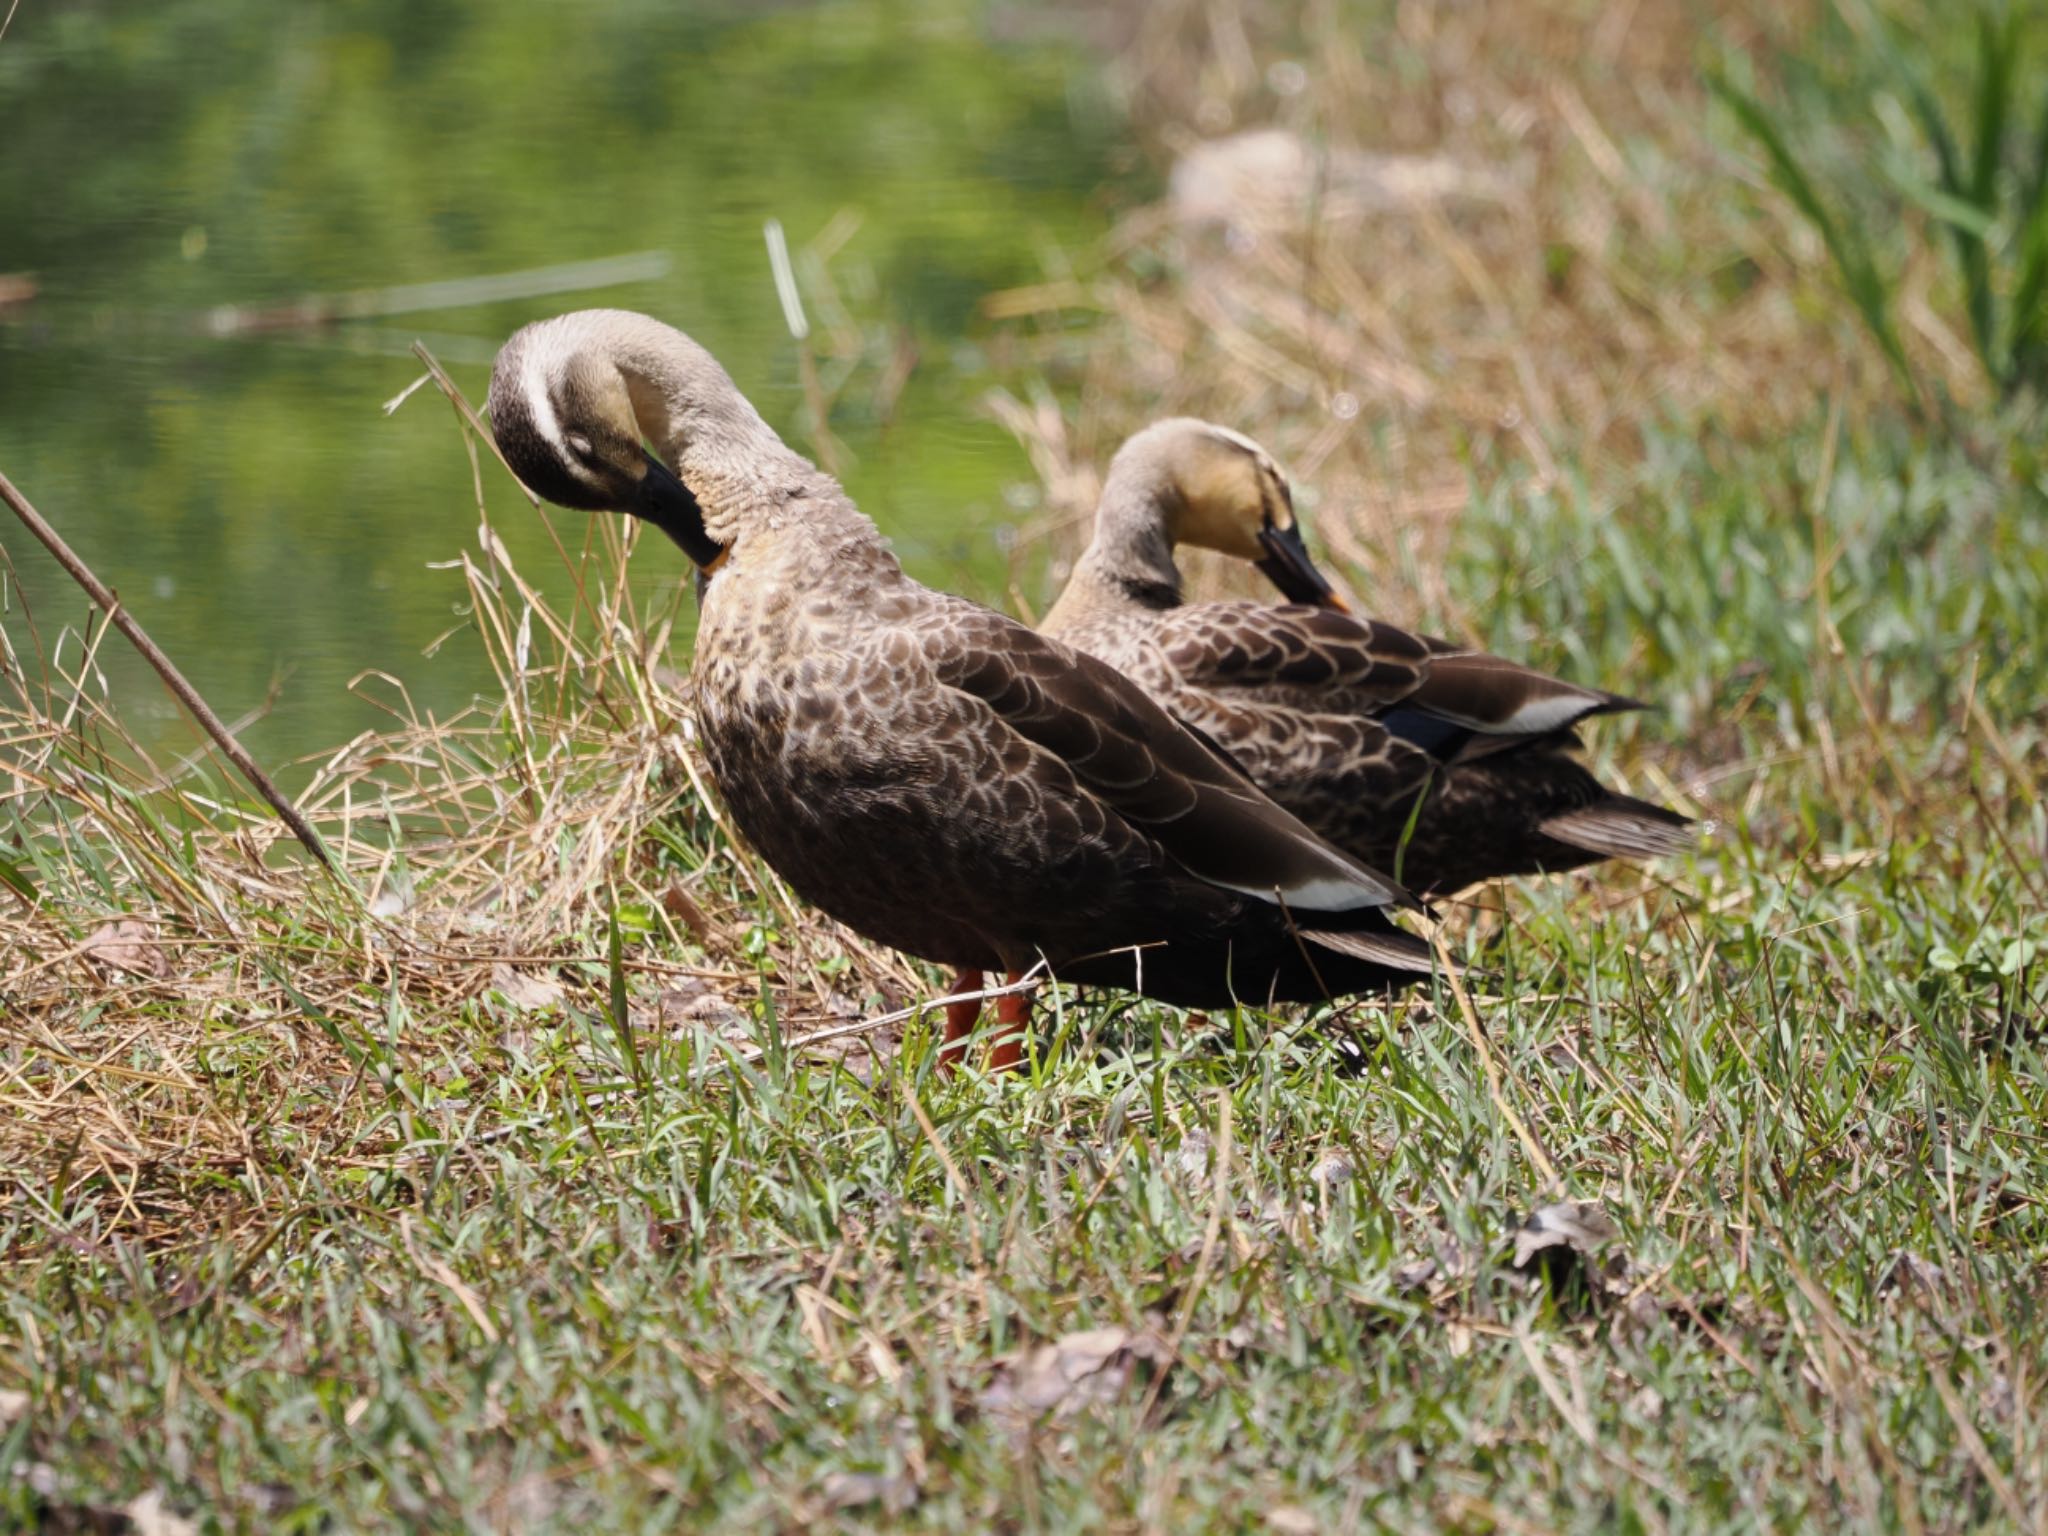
top-left (924, 599), bottom-right (1417, 918)
top-left (1150, 604), bottom-right (1640, 763)
top-left (1404, 635), bottom-right (1644, 760)
top-left (1151, 603), bottom-right (1436, 700)
top-left (1134, 604), bottom-right (1689, 891)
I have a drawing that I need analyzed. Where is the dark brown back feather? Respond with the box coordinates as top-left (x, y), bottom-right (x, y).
top-left (927, 601), bottom-right (1413, 912)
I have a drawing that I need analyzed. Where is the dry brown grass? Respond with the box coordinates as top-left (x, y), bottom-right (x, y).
top-left (0, 386), bottom-right (928, 1254)
top-left (987, 0), bottom-right (1989, 631)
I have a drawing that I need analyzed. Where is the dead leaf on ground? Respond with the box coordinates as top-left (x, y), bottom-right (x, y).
top-left (1875, 1249), bottom-right (1949, 1307)
top-left (82, 918), bottom-right (167, 979)
top-left (650, 976), bottom-right (747, 1035)
top-left (367, 866), bottom-right (414, 919)
top-left (817, 990), bottom-right (863, 1022)
top-left (1169, 1129), bottom-right (1213, 1184)
top-left (979, 1323), bottom-right (1170, 1426)
top-left (482, 1471), bottom-right (559, 1529)
top-left (1266, 1505), bottom-right (1320, 1535)
top-left (119, 1490), bottom-right (199, 1536)
top-left (1393, 1234), bottom-right (1483, 1298)
top-left (794, 1021), bottom-right (896, 1083)
top-left (1511, 1200), bottom-right (1627, 1308)
top-left (13, 1471), bottom-right (199, 1536)
top-left (1311, 1149), bottom-right (1355, 1196)
top-left (489, 964), bottom-right (565, 1012)
top-left (817, 1468), bottom-right (917, 1516)
top-left (1512, 1200), bottom-right (1619, 1270)
top-left (660, 881), bottom-right (715, 944)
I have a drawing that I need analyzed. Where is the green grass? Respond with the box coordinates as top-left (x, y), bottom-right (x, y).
top-left (6, 408), bottom-right (2043, 1531)
top-left (1716, 0), bottom-right (2048, 408)
top-left (7, 1), bottom-right (2048, 1530)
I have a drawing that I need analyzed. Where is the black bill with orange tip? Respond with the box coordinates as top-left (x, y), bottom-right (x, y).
top-left (1254, 521), bottom-right (1350, 611)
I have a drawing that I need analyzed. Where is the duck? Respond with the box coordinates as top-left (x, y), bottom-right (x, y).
top-left (486, 311), bottom-right (1444, 1069)
top-left (1039, 418), bottom-right (1692, 896)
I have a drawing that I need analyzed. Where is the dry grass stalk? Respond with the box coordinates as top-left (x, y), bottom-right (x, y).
top-left (986, 0), bottom-right (1962, 634)
top-left (0, 372), bottom-right (919, 1253)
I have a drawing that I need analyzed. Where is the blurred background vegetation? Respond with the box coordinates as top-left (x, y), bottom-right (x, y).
top-left (5, 0), bottom-right (2046, 778)
top-left (0, 0), bottom-right (1121, 771)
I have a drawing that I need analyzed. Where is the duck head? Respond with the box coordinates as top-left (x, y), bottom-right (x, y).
top-left (1106, 418), bottom-right (1350, 611)
top-left (487, 313), bottom-right (726, 570)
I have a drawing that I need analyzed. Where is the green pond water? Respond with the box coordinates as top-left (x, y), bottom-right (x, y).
top-left (0, 0), bottom-right (1120, 780)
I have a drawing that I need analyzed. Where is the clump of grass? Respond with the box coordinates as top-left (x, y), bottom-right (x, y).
top-left (984, 0), bottom-right (1927, 616)
top-left (0, 384), bottom-right (921, 1290)
top-left (1716, 0), bottom-right (2048, 409)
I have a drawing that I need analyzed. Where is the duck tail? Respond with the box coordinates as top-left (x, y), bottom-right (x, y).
top-left (1300, 923), bottom-right (1447, 976)
top-left (1540, 795), bottom-right (1694, 862)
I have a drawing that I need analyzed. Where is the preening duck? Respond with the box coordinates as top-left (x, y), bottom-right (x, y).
top-left (487, 311), bottom-right (1441, 1068)
top-left (1039, 418), bottom-right (1693, 895)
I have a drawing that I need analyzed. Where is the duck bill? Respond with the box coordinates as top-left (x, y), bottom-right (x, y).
top-left (1254, 523), bottom-right (1350, 611)
top-left (633, 449), bottom-right (727, 571)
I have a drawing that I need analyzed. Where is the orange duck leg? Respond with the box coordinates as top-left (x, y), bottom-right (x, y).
top-left (937, 969), bottom-right (1035, 1073)
top-left (939, 968), bottom-right (984, 1072)
top-left (986, 971), bottom-right (1032, 1072)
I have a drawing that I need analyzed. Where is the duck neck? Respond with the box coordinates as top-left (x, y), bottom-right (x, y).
top-left (606, 314), bottom-right (862, 554)
top-left (1057, 486), bottom-right (1185, 618)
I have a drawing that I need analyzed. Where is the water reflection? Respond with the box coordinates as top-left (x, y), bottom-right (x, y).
top-left (0, 0), bottom-right (1116, 776)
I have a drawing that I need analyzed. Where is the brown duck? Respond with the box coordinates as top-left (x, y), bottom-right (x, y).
top-left (1040, 418), bottom-right (1692, 895)
top-left (487, 312), bottom-right (1442, 1067)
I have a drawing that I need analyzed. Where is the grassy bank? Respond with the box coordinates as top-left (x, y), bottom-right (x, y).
top-left (5, 0), bottom-right (2046, 1529)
